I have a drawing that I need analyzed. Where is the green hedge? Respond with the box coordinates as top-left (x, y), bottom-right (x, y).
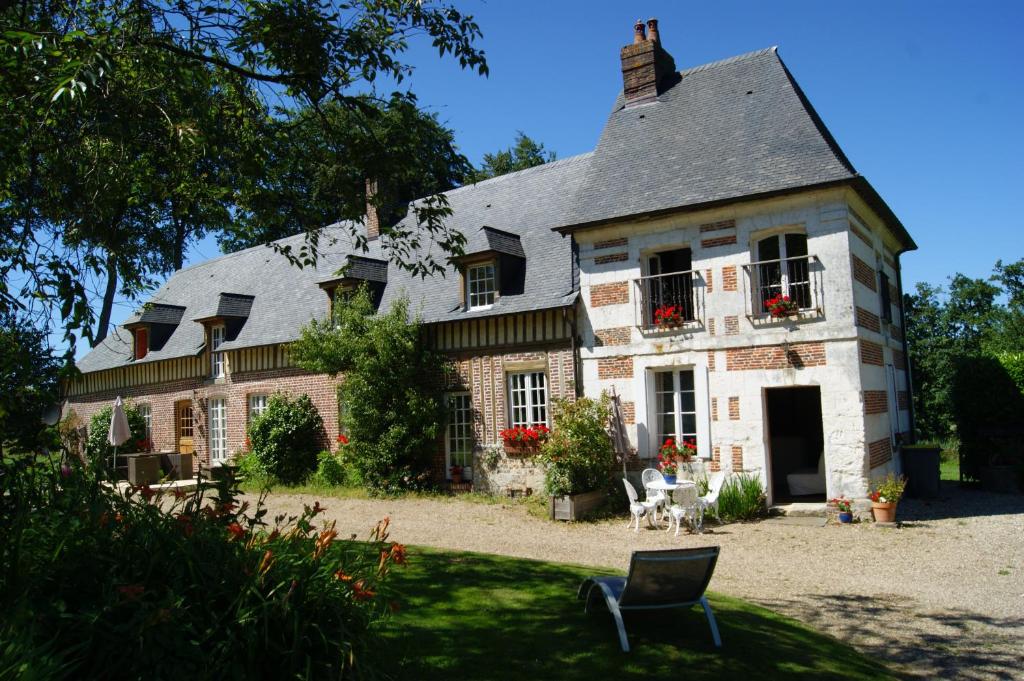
top-left (247, 394), bottom-right (325, 484)
top-left (950, 355), bottom-right (1024, 480)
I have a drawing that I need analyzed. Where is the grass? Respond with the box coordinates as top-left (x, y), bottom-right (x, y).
top-left (939, 439), bottom-right (960, 482)
top-left (378, 548), bottom-right (895, 680)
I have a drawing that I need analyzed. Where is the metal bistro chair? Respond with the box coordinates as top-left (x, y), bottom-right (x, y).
top-left (665, 484), bottom-right (699, 537)
top-left (695, 472), bottom-right (727, 532)
top-left (577, 547), bottom-right (723, 652)
top-left (640, 468), bottom-right (668, 523)
top-left (622, 478), bottom-right (659, 532)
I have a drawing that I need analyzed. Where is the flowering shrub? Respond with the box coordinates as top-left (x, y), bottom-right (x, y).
top-left (535, 396), bottom-right (615, 497)
top-left (831, 496), bottom-right (853, 513)
top-left (500, 424), bottom-right (550, 445)
top-left (868, 473), bottom-right (907, 504)
top-left (656, 453), bottom-right (679, 476)
top-left (653, 304), bottom-right (683, 327)
top-left (765, 294), bottom-right (799, 318)
top-left (0, 452), bottom-right (403, 677)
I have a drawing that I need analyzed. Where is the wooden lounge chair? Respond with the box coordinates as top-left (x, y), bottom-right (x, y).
top-left (577, 547), bottom-right (722, 652)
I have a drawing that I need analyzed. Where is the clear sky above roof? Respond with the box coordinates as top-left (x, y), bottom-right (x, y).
top-left (164, 1), bottom-right (1022, 341)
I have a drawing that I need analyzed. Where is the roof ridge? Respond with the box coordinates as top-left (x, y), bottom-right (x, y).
top-left (677, 46), bottom-right (778, 78)
top-left (446, 151), bottom-right (594, 196)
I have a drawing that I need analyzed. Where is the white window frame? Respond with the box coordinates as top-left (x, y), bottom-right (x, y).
top-left (446, 392), bottom-right (474, 479)
top-left (210, 324), bottom-right (226, 378)
top-left (507, 371), bottom-right (549, 428)
top-left (248, 393), bottom-right (269, 423)
top-left (466, 262), bottom-right (496, 310)
top-left (644, 366), bottom-right (711, 460)
top-left (138, 404), bottom-right (152, 446)
top-left (652, 368), bottom-right (698, 451)
top-left (208, 397), bottom-right (228, 463)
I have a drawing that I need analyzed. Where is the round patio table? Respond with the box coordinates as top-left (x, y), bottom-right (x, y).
top-left (644, 479), bottom-right (698, 531)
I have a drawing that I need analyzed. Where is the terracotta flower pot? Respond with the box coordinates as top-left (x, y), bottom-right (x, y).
top-left (871, 501), bottom-right (898, 523)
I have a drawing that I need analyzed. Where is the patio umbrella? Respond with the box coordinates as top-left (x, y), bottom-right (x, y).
top-left (108, 396), bottom-right (131, 478)
top-left (608, 387), bottom-right (632, 478)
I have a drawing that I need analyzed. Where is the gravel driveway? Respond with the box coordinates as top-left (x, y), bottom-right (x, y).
top-left (249, 483), bottom-right (1024, 680)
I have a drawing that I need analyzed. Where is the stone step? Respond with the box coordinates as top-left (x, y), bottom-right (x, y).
top-left (770, 502), bottom-right (827, 518)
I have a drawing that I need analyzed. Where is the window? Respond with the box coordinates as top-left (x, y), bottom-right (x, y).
top-left (653, 369), bottom-right (698, 452)
top-left (467, 263), bottom-right (496, 310)
top-left (134, 328), bottom-right (148, 360)
top-left (248, 394), bottom-right (268, 422)
top-left (507, 371), bottom-right (548, 427)
top-left (208, 397), bottom-right (227, 463)
top-left (138, 404), bottom-right (152, 447)
top-left (755, 233), bottom-right (811, 313)
top-left (645, 248), bottom-right (695, 324)
top-left (446, 392), bottom-right (473, 477)
top-left (210, 324), bottom-right (225, 377)
top-left (879, 271), bottom-right (893, 323)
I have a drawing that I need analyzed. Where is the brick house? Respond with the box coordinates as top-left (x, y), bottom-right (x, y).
top-left (67, 19), bottom-right (915, 502)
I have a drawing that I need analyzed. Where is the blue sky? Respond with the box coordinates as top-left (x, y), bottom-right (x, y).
top-left (130, 1), bottom-right (1024, 343)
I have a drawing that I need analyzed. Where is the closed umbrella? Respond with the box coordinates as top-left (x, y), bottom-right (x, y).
top-left (108, 396), bottom-right (131, 478)
top-left (609, 387), bottom-right (632, 478)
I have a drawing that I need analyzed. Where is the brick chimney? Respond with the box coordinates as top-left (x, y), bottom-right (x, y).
top-left (365, 178), bottom-right (379, 241)
top-left (620, 17), bottom-right (677, 107)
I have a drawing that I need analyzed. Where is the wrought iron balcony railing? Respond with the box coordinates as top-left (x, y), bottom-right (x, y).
top-left (741, 254), bottom-right (824, 319)
top-left (632, 270), bottom-right (705, 330)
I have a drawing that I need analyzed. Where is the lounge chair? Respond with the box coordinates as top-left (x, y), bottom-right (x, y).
top-left (577, 547), bottom-right (722, 652)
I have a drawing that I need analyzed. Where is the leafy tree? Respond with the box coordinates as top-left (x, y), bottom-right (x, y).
top-left (470, 131), bottom-right (555, 182)
top-left (1, 0), bottom-right (487, 352)
top-left (221, 95), bottom-right (471, 256)
top-left (290, 286), bottom-right (444, 494)
top-left (904, 258), bottom-right (1024, 440)
top-left (85, 403), bottom-right (148, 467)
top-left (0, 313), bottom-right (61, 455)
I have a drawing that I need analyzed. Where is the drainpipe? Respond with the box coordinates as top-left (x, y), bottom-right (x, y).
top-left (895, 250), bottom-right (917, 444)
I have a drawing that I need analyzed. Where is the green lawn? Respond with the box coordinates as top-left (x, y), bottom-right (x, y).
top-left (379, 548), bottom-right (894, 680)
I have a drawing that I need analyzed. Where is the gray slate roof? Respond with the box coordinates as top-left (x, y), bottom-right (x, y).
top-left (124, 303), bottom-right (185, 327)
top-left (480, 227), bottom-right (526, 259)
top-left (77, 153), bottom-right (591, 373)
top-left (566, 47), bottom-right (857, 228)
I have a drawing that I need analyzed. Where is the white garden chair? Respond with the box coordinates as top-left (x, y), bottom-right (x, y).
top-left (640, 468), bottom-right (668, 523)
top-left (665, 484), bottom-right (699, 537)
top-left (622, 479), bottom-right (659, 532)
top-left (695, 472), bottom-right (727, 532)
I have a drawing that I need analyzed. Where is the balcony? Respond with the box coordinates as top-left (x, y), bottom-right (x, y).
top-left (632, 270), bottom-right (705, 331)
top-left (742, 254), bottom-right (824, 321)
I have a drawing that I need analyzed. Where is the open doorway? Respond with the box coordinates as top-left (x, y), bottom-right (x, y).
top-left (766, 386), bottom-right (825, 503)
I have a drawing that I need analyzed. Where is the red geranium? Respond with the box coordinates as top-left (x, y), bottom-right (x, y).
top-left (765, 294), bottom-right (799, 318)
top-left (500, 424), bottom-right (550, 445)
top-left (337, 433), bottom-right (349, 446)
top-left (653, 304), bottom-right (683, 328)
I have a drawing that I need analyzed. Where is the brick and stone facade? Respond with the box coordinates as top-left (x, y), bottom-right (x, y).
top-left (577, 188), bottom-right (913, 504)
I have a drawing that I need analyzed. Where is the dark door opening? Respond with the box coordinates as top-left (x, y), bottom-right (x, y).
top-left (766, 386), bottom-right (825, 503)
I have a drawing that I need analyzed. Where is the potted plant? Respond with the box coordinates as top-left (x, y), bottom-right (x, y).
top-left (653, 304), bottom-right (684, 328)
top-left (765, 294), bottom-right (799, 318)
top-left (450, 464), bottom-right (464, 485)
top-left (868, 473), bottom-right (907, 523)
top-left (831, 496), bottom-right (854, 523)
top-left (500, 424), bottom-right (550, 455)
top-left (657, 437), bottom-right (697, 482)
top-left (536, 396), bottom-right (616, 521)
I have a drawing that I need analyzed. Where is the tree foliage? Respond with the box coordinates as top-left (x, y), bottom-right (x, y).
top-left (470, 131), bottom-right (555, 182)
top-left (1, 0), bottom-right (487, 352)
top-left (0, 313), bottom-right (61, 454)
top-left (247, 393), bottom-right (326, 485)
top-left (905, 258), bottom-right (1024, 440)
top-left (85, 403), bottom-right (148, 466)
top-left (290, 285), bottom-right (445, 494)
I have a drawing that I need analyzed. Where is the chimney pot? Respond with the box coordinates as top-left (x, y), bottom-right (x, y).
top-left (620, 17), bottom-right (676, 107)
top-left (646, 18), bottom-right (660, 44)
top-left (633, 19), bottom-right (646, 44)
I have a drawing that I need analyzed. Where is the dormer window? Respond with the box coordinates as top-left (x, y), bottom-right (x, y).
top-left (134, 328), bottom-right (149, 360)
top-left (467, 262), bottom-right (496, 310)
top-left (210, 324), bottom-right (225, 378)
